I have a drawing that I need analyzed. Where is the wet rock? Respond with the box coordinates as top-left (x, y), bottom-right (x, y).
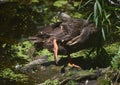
top-left (20, 57), bottom-right (49, 73)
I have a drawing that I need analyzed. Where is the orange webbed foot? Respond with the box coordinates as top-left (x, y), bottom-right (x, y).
top-left (68, 63), bottom-right (81, 68)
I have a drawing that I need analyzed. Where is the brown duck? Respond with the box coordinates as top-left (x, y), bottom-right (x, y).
top-left (29, 13), bottom-right (101, 68)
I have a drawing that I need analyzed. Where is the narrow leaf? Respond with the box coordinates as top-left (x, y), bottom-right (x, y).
top-left (94, 2), bottom-right (97, 21)
top-left (102, 27), bottom-right (106, 40)
top-left (79, 0), bottom-right (92, 9)
top-left (87, 12), bottom-right (93, 21)
top-left (116, 26), bottom-right (120, 30)
top-left (104, 10), bottom-right (111, 26)
top-left (95, 16), bottom-right (98, 26)
top-left (96, 0), bottom-right (102, 16)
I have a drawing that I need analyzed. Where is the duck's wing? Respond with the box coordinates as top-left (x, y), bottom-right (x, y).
top-left (66, 24), bottom-right (98, 46)
top-left (29, 22), bottom-right (62, 43)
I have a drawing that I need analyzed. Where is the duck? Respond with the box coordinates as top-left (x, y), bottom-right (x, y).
top-left (29, 13), bottom-right (101, 68)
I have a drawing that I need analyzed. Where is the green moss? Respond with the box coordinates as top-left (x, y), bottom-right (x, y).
top-left (97, 76), bottom-right (111, 85)
top-left (111, 45), bottom-right (120, 70)
top-left (71, 50), bottom-right (88, 58)
top-left (105, 42), bottom-right (120, 54)
top-left (71, 42), bottom-right (120, 59)
top-left (36, 49), bottom-right (54, 61)
top-left (66, 80), bottom-right (76, 85)
top-left (53, 0), bottom-right (68, 7)
top-left (78, 70), bottom-right (95, 76)
top-left (36, 49), bottom-right (63, 61)
top-left (11, 40), bottom-right (33, 61)
top-left (0, 68), bottom-right (28, 82)
top-left (44, 79), bottom-right (59, 85)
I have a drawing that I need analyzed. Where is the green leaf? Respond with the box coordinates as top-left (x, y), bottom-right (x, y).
top-left (95, 16), bottom-right (98, 26)
top-left (104, 10), bottom-right (111, 26)
top-left (87, 12), bottom-right (93, 21)
top-left (53, 0), bottom-right (67, 7)
top-left (31, 0), bottom-right (39, 2)
top-left (72, 12), bottom-right (83, 18)
top-left (118, 46), bottom-right (120, 54)
top-left (2, 43), bottom-right (6, 48)
top-left (116, 26), bottom-right (120, 30)
top-left (79, 0), bottom-right (92, 9)
top-left (106, 14), bottom-right (110, 19)
top-left (94, 2), bottom-right (97, 21)
top-left (0, 68), bottom-right (28, 82)
top-left (96, 0), bottom-right (102, 16)
top-left (74, 2), bottom-right (79, 7)
top-left (101, 27), bottom-right (106, 40)
top-left (105, 14), bottom-right (111, 25)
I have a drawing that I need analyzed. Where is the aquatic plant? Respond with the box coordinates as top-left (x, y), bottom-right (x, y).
top-left (0, 68), bottom-right (28, 82)
top-left (11, 40), bottom-right (33, 62)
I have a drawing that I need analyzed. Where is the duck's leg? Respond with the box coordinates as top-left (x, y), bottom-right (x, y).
top-left (53, 38), bottom-right (59, 64)
top-left (67, 54), bottom-right (80, 68)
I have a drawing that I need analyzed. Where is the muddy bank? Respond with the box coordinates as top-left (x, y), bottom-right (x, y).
top-left (20, 56), bottom-right (120, 85)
